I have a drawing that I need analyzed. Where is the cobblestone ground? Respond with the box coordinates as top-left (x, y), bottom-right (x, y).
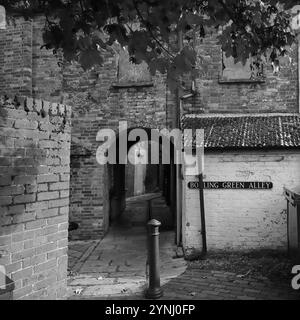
top-left (68, 240), bottom-right (100, 271)
top-left (67, 226), bottom-right (187, 299)
top-left (68, 231), bottom-right (300, 300)
top-left (158, 268), bottom-right (300, 300)
top-left (70, 267), bottom-right (300, 300)
top-left (68, 197), bottom-right (299, 301)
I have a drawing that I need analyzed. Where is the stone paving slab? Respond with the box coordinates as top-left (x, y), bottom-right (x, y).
top-left (160, 268), bottom-right (300, 300)
top-left (69, 267), bottom-right (300, 300)
top-left (68, 240), bottom-right (101, 273)
top-left (68, 227), bottom-right (187, 299)
top-left (67, 223), bottom-right (300, 300)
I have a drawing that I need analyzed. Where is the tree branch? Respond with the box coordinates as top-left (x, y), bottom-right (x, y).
top-left (217, 0), bottom-right (236, 23)
top-left (79, 0), bottom-right (84, 13)
top-left (132, 0), bottom-right (175, 59)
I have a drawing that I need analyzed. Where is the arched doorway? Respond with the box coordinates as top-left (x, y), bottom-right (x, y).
top-left (67, 127), bottom-right (187, 297)
top-left (105, 126), bottom-right (178, 234)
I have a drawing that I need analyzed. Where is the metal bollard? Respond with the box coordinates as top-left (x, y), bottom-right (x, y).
top-left (145, 219), bottom-right (163, 299)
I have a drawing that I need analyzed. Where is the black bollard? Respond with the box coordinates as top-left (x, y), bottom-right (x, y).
top-left (145, 219), bottom-right (163, 299)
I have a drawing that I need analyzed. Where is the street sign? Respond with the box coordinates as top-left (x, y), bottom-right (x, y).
top-left (188, 181), bottom-right (273, 190)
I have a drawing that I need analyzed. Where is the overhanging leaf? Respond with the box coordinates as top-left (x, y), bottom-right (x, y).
top-left (79, 49), bottom-right (104, 70)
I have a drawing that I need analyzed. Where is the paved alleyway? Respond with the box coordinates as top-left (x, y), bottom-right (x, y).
top-left (68, 194), bottom-right (186, 298)
top-left (68, 226), bottom-right (187, 298)
top-left (68, 229), bottom-right (300, 300)
top-left (158, 268), bottom-right (300, 300)
top-left (68, 195), bottom-right (299, 301)
top-left (69, 264), bottom-right (300, 300)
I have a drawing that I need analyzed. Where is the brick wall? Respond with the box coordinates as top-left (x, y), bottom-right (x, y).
top-left (0, 17), bottom-right (33, 97)
top-left (0, 15), bottom-right (168, 239)
top-left (67, 82), bottom-right (168, 239)
top-left (32, 16), bottom-right (63, 102)
top-left (0, 15), bottom-right (64, 102)
top-left (0, 95), bottom-right (71, 299)
top-left (62, 51), bottom-right (167, 239)
top-left (182, 150), bottom-right (300, 252)
top-left (180, 32), bottom-right (298, 115)
top-left (1, 15), bottom-right (298, 243)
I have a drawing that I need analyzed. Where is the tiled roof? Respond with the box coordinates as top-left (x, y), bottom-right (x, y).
top-left (181, 113), bottom-right (300, 150)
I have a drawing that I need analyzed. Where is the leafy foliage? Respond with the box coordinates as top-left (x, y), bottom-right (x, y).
top-left (0, 0), bottom-right (299, 91)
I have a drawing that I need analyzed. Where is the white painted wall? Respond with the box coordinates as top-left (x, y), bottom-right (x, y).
top-left (182, 150), bottom-right (300, 251)
top-left (128, 143), bottom-right (147, 196)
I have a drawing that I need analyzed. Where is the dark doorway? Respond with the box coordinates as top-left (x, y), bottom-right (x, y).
top-left (106, 127), bottom-right (177, 232)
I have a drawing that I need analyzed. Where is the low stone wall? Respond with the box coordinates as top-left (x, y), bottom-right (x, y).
top-left (0, 96), bottom-right (71, 299)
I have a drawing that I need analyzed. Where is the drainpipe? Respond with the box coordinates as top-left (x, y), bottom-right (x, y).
top-left (298, 33), bottom-right (300, 113)
top-left (291, 7), bottom-right (300, 113)
top-left (177, 28), bottom-right (207, 254)
top-left (190, 28), bottom-right (207, 256)
top-left (175, 30), bottom-right (183, 246)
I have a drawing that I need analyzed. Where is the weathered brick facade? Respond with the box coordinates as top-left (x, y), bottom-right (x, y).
top-left (0, 16), bottom-right (168, 240)
top-left (0, 17), bottom-right (33, 97)
top-left (64, 66), bottom-right (167, 239)
top-left (0, 96), bottom-right (71, 299)
top-left (0, 15), bottom-right (299, 244)
top-left (181, 32), bottom-right (298, 115)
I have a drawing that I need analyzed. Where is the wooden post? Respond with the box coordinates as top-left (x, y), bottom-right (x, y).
top-left (198, 173), bottom-right (207, 255)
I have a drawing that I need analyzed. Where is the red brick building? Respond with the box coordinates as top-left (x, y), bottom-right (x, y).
top-left (0, 13), bottom-right (299, 299)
